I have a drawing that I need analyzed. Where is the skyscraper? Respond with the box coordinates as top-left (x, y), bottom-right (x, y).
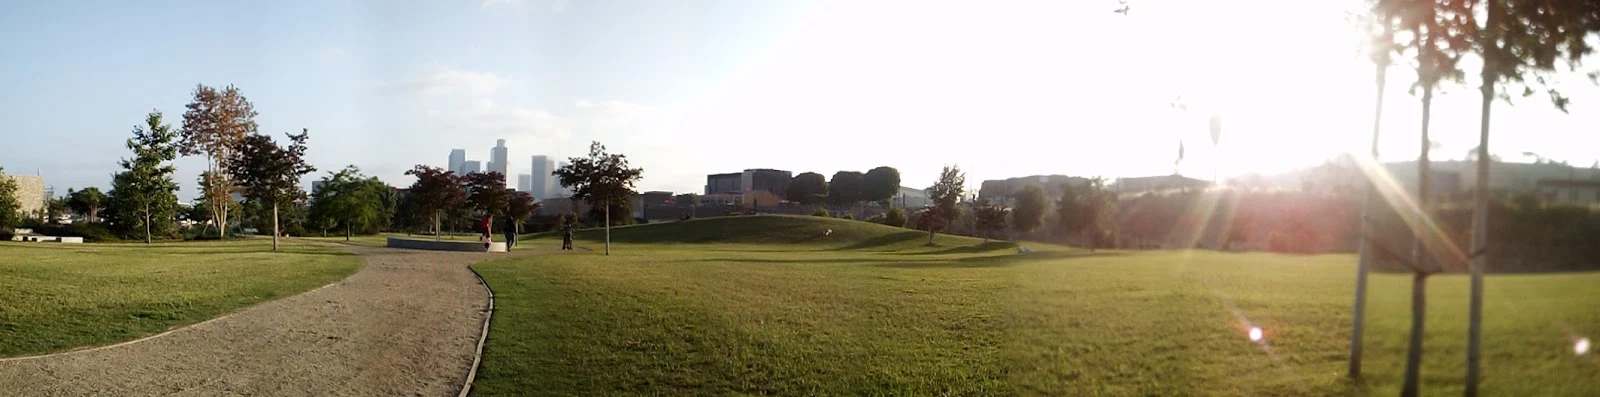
top-left (462, 160), bottom-right (482, 174)
top-left (530, 155), bottom-right (556, 199)
top-left (517, 174), bottom-right (532, 193)
top-left (490, 139), bottom-right (509, 179)
top-left (448, 149), bottom-right (466, 174)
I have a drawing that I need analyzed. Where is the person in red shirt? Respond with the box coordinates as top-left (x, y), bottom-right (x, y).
top-left (481, 215), bottom-right (493, 250)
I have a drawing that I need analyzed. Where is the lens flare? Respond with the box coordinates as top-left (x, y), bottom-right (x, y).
top-left (1577, 338), bottom-right (1591, 355)
top-left (1248, 327), bottom-right (1263, 342)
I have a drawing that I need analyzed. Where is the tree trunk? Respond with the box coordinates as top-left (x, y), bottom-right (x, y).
top-left (143, 204), bottom-right (152, 244)
top-left (345, 222), bottom-right (351, 242)
top-left (604, 199), bottom-right (611, 255)
top-left (1401, 272), bottom-right (1428, 397)
top-left (1466, 5), bottom-right (1498, 393)
top-left (271, 202), bottom-right (280, 252)
top-left (1350, 30), bottom-right (1388, 378)
top-left (434, 211), bottom-right (442, 241)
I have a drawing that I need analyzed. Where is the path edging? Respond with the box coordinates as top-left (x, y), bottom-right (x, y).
top-left (458, 263), bottom-right (497, 397)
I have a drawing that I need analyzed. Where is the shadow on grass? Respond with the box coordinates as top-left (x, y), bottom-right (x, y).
top-left (831, 231), bottom-right (926, 251)
top-left (899, 241), bottom-right (1018, 255)
top-left (875, 250), bottom-right (1127, 269)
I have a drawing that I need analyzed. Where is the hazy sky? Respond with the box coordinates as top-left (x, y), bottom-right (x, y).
top-left (2, 0), bottom-right (1598, 198)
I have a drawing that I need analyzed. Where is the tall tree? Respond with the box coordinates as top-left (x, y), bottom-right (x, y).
top-left (1464, 1), bottom-right (1600, 393)
top-left (862, 166), bottom-right (902, 206)
top-left (507, 190), bottom-right (537, 234)
top-left (827, 171), bottom-right (865, 207)
top-left (1058, 178), bottom-right (1118, 252)
top-left (404, 165), bottom-right (466, 240)
top-left (179, 84), bottom-right (257, 240)
top-left (925, 165), bottom-right (966, 245)
top-left (310, 166), bottom-right (385, 241)
top-left (554, 141), bottom-right (644, 255)
top-left (785, 172), bottom-right (829, 205)
top-left (108, 110), bottom-right (181, 244)
top-left (463, 171), bottom-right (511, 235)
top-left (1350, 6), bottom-right (1398, 378)
top-left (228, 129), bottom-right (316, 252)
top-left (66, 187), bottom-right (107, 223)
top-left (973, 198), bottom-right (1008, 243)
top-left (1011, 184), bottom-right (1048, 235)
top-left (0, 167), bottom-right (20, 230)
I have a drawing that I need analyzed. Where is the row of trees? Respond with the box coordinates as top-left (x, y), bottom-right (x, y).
top-left (908, 165), bottom-right (1120, 249)
top-left (784, 166), bottom-right (901, 207)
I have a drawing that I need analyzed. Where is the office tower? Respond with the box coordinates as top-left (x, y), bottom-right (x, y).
top-left (490, 139), bottom-right (509, 179)
top-left (448, 149), bottom-right (466, 174)
top-left (517, 174), bottom-right (532, 193)
top-left (462, 160), bottom-right (482, 174)
top-left (530, 155), bottom-right (556, 199)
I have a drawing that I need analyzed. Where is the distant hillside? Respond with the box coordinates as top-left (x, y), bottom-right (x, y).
top-left (566, 215), bottom-right (1004, 251)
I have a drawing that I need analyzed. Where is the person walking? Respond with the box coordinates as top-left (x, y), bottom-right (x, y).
top-left (561, 224), bottom-right (574, 250)
top-left (480, 214), bottom-right (493, 251)
top-left (502, 216), bottom-right (517, 251)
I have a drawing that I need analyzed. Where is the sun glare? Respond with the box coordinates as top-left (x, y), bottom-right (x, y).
top-left (1577, 338), bottom-right (1591, 356)
top-left (1248, 327), bottom-right (1264, 342)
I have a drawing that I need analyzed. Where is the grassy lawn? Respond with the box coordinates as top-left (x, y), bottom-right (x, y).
top-left (298, 233), bottom-right (481, 248)
top-left (471, 216), bottom-right (1600, 396)
top-left (0, 239), bottom-right (362, 357)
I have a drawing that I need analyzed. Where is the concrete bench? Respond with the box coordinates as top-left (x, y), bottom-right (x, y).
top-left (386, 237), bottom-right (507, 253)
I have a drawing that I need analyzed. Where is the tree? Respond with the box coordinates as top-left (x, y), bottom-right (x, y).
top-left (228, 129), bottom-right (315, 252)
top-left (925, 165), bottom-right (966, 245)
top-left (915, 206), bottom-right (949, 244)
top-left (405, 165), bottom-right (466, 240)
top-left (1464, 1), bottom-right (1600, 394)
top-left (507, 190), bottom-right (537, 234)
top-left (45, 197), bottom-right (68, 223)
top-left (179, 84), bottom-right (257, 240)
top-left (1012, 184), bottom-right (1048, 235)
top-left (463, 172), bottom-right (511, 235)
top-left (861, 166), bottom-right (902, 206)
top-left (884, 207), bottom-right (907, 227)
top-left (1058, 178), bottom-right (1117, 252)
top-left (66, 187), bottom-right (107, 223)
top-left (108, 110), bottom-right (181, 244)
top-left (973, 198), bottom-right (1008, 243)
top-left (827, 171), bottom-right (864, 207)
top-left (310, 166), bottom-right (386, 241)
top-left (785, 172), bottom-right (829, 205)
top-left (554, 141), bottom-right (644, 255)
top-left (0, 167), bottom-right (19, 230)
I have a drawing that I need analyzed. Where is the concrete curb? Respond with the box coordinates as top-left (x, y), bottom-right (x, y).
top-left (458, 262), bottom-right (497, 397)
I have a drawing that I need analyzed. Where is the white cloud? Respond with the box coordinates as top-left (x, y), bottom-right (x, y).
top-left (550, 0), bottom-right (572, 13)
top-left (381, 68), bottom-right (504, 96)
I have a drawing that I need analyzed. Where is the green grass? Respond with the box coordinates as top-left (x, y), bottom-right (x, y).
top-left (472, 215), bottom-right (1600, 396)
top-left (0, 239), bottom-right (362, 357)
top-left (298, 233), bottom-right (484, 247)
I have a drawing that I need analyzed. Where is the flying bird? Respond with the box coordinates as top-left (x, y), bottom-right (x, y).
top-left (1114, 0), bottom-right (1131, 15)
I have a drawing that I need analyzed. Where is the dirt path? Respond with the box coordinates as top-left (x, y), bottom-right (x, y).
top-left (0, 244), bottom-right (535, 396)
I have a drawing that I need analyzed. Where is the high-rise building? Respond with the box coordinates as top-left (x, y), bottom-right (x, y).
top-left (449, 149), bottom-right (466, 175)
top-left (462, 160), bottom-right (482, 174)
top-left (490, 139), bottom-right (509, 179)
top-left (530, 155), bottom-right (556, 199)
top-left (517, 174), bottom-right (533, 193)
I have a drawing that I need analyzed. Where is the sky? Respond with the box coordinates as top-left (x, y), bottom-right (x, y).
top-left (2, 0), bottom-right (1598, 199)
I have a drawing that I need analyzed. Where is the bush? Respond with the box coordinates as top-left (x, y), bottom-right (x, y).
top-left (27, 223), bottom-right (119, 242)
top-left (840, 213), bottom-right (855, 220)
top-left (811, 207), bottom-right (830, 217)
top-left (0, 228), bottom-right (13, 241)
top-left (884, 208), bottom-right (908, 227)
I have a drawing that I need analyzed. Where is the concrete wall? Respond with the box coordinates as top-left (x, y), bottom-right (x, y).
top-left (6, 175), bottom-right (44, 216)
top-left (387, 237), bottom-right (507, 252)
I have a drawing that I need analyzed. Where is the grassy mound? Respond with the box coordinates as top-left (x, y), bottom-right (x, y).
top-left (563, 215), bottom-right (1010, 251)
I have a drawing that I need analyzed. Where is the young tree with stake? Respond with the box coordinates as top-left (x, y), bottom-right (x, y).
top-left (228, 129), bottom-right (315, 252)
top-left (554, 141), bottom-right (644, 255)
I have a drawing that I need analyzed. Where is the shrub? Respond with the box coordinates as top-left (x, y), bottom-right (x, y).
top-left (840, 213), bottom-right (855, 220)
top-left (811, 207), bottom-right (830, 217)
top-left (884, 208), bottom-right (908, 227)
top-left (0, 227), bottom-right (13, 241)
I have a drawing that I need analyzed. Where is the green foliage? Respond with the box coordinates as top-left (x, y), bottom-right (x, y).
top-left (463, 172), bottom-right (511, 220)
top-left (827, 171), bottom-right (864, 206)
top-left (927, 165), bottom-right (966, 225)
top-left (973, 198), bottom-right (1008, 241)
top-left (309, 165), bottom-right (388, 238)
top-left (811, 207), bottom-right (830, 217)
top-left (554, 141), bottom-right (645, 217)
top-left (884, 207), bottom-right (908, 227)
top-left (507, 191), bottom-right (537, 233)
top-left (1011, 184), bottom-right (1048, 233)
top-left (785, 172), bottom-right (829, 205)
top-left (0, 167), bottom-right (20, 229)
top-left (66, 187), bottom-right (107, 223)
top-left (1056, 177), bottom-right (1117, 250)
top-left (861, 166), bottom-right (902, 205)
top-left (228, 129), bottom-right (315, 247)
top-left (405, 165), bottom-right (466, 236)
top-left (107, 110), bottom-right (182, 243)
top-left (840, 212), bottom-right (855, 220)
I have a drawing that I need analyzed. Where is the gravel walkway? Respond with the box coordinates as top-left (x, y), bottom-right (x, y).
top-left (0, 244), bottom-right (528, 396)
